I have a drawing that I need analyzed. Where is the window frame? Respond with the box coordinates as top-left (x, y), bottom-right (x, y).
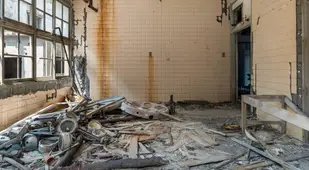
top-left (3, 0), bottom-right (34, 25)
top-left (3, 28), bottom-right (34, 81)
top-left (0, 0), bottom-right (72, 84)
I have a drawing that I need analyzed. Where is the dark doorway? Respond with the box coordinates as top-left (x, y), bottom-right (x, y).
top-left (237, 27), bottom-right (251, 99)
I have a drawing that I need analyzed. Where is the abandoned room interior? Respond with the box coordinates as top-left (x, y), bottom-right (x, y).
top-left (1, 0), bottom-right (309, 169)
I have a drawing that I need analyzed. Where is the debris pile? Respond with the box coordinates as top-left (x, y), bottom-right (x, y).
top-left (1, 96), bottom-right (309, 170)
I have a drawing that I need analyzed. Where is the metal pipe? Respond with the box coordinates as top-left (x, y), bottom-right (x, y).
top-left (3, 156), bottom-right (29, 170)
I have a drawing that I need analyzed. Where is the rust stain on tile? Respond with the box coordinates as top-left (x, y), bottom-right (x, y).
top-left (148, 52), bottom-right (154, 102)
top-left (98, 0), bottom-right (116, 98)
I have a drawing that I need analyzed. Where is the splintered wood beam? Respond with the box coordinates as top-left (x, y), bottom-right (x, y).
top-left (242, 95), bottom-right (309, 132)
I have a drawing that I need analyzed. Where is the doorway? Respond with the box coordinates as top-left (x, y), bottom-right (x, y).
top-left (237, 27), bottom-right (251, 99)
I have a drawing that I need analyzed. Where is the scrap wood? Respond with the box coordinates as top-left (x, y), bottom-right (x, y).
top-left (195, 128), bottom-right (218, 145)
top-left (186, 132), bottom-right (211, 147)
top-left (138, 142), bottom-right (152, 159)
top-left (212, 151), bottom-right (246, 169)
top-left (51, 157), bottom-right (168, 170)
top-left (128, 136), bottom-right (139, 158)
top-left (166, 133), bottom-right (192, 152)
top-left (204, 128), bottom-right (227, 137)
top-left (231, 138), bottom-right (301, 170)
top-left (119, 131), bottom-right (152, 136)
top-left (235, 153), bottom-right (309, 170)
top-left (139, 135), bottom-right (157, 142)
top-left (159, 112), bottom-right (183, 122)
top-left (177, 155), bottom-right (228, 168)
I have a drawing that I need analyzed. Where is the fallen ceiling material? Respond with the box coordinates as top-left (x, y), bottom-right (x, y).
top-left (0, 96), bottom-right (309, 169)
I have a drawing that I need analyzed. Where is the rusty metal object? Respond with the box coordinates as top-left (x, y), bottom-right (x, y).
top-left (58, 133), bottom-right (73, 151)
top-left (38, 137), bottom-right (59, 153)
top-left (22, 133), bottom-right (39, 151)
top-left (57, 118), bottom-right (78, 134)
top-left (121, 101), bottom-right (169, 119)
top-left (86, 96), bottom-right (126, 118)
top-left (0, 123), bottom-right (29, 150)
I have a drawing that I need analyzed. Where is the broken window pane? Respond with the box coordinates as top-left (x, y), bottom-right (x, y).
top-left (36, 10), bottom-right (44, 30)
top-left (45, 14), bottom-right (53, 33)
top-left (56, 1), bottom-right (62, 18)
top-left (55, 18), bottom-right (62, 35)
top-left (20, 57), bottom-right (32, 78)
top-left (5, 0), bottom-right (18, 21)
top-left (19, 34), bottom-right (32, 56)
top-left (45, 0), bottom-right (53, 15)
top-left (20, 1), bottom-right (32, 25)
top-left (4, 30), bottom-right (18, 55)
top-left (63, 6), bottom-right (69, 22)
top-left (4, 56), bottom-right (18, 79)
top-left (63, 22), bottom-right (69, 37)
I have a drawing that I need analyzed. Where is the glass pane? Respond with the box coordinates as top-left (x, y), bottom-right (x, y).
top-left (45, 0), bottom-right (53, 14)
top-left (56, 1), bottom-right (62, 18)
top-left (46, 40), bottom-right (53, 59)
top-left (45, 14), bottom-right (53, 33)
top-left (55, 19), bottom-right (62, 35)
top-left (36, 10), bottom-right (44, 30)
top-left (4, 0), bottom-right (18, 21)
top-left (63, 22), bottom-right (69, 37)
top-left (64, 60), bottom-right (70, 75)
top-left (24, 0), bottom-right (32, 3)
top-left (4, 30), bottom-right (18, 55)
top-left (36, 39), bottom-right (53, 77)
top-left (36, 0), bottom-right (43, 10)
top-left (4, 56), bottom-right (17, 79)
top-left (20, 34), bottom-right (32, 56)
top-left (63, 6), bottom-right (69, 22)
top-left (20, 1), bottom-right (32, 25)
top-left (56, 43), bottom-right (62, 57)
top-left (20, 57), bottom-right (32, 78)
top-left (55, 60), bottom-right (62, 74)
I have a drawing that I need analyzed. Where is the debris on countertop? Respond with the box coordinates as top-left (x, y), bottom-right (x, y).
top-left (0, 96), bottom-right (309, 170)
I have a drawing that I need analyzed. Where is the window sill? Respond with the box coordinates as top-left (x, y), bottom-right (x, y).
top-left (0, 77), bottom-right (72, 99)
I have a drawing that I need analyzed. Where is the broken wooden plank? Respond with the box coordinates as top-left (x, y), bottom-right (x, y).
top-left (231, 138), bottom-right (300, 170)
top-left (195, 128), bottom-right (218, 145)
top-left (159, 112), bottom-right (183, 122)
top-left (178, 155), bottom-right (228, 168)
top-left (213, 151), bottom-right (246, 169)
top-left (128, 136), bottom-right (139, 158)
top-left (236, 153), bottom-right (309, 170)
top-left (204, 128), bottom-right (227, 137)
top-left (186, 132), bottom-right (211, 147)
top-left (243, 95), bottom-right (309, 132)
top-left (119, 131), bottom-right (152, 136)
top-left (166, 133), bottom-right (192, 152)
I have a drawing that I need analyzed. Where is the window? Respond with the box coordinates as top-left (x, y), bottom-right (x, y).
top-left (4, 30), bottom-right (33, 79)
top-left (36, 39), bottom-right (54, 77)
top-left (55, 43), bottom-right (69, 76)
top-left (5, 0), bottom-right (32, 25)
top-left (0, 0), bottom-right (71, 83)
top-left (55, 1), bottom-right (69, 37)
top-left (36, 0), bottom-right (53, 33)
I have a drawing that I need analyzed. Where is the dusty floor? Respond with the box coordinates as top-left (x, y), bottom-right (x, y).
top-left (164, 104), bottom-right (309, 170)
top-left (1, 101), bottom-right (309, 170)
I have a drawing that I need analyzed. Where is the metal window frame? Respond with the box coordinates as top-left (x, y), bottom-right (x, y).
top-left (3, 29), bottom-right (33, 81)
top-left (0, 0), bottom-right (72, 85)
top-left (55, 41), bottom-right (69, 77)
top-left (36, 37), bottom-right (54, 79)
